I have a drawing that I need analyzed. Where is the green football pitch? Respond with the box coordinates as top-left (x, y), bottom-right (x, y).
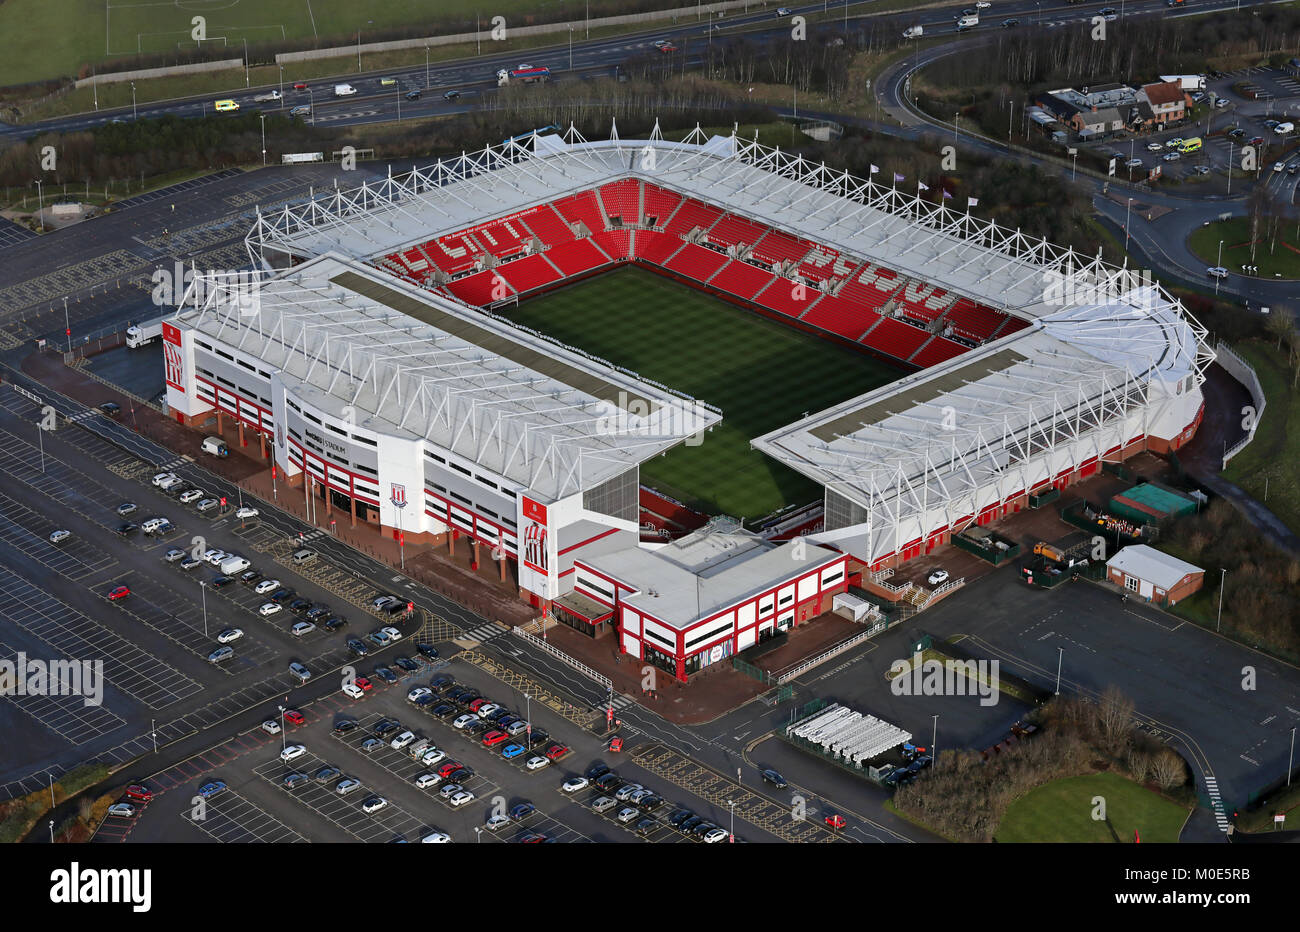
top-left (504, 266), bottom-right (904, 522)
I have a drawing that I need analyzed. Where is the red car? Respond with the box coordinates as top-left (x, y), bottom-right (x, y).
top-left (107, 585), bottom-right (130, 601)
top-left (124, 784), bottom-right (153, 802)
top-left (283, 710), bottom-right (305, 726)
top-left (467, 698), bottom-right (489, 713)
top-left (293, 82), bottom-right (308, 90)
top-left (545, 744), bottom-right (568, 760)
top-left (482, 730), bottom-right (508, 747)
top-left (354, 676), bottom-right (373, 692)
top-left (659, 44), bottom-right (678, 53)
top-left (825, 814), bottom-right (847, 830)
top-left (436, 761), bottom-right (463, 778)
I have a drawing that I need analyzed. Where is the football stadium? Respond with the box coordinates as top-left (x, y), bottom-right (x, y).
top-left (158, 124), bottom-right (1213, 681)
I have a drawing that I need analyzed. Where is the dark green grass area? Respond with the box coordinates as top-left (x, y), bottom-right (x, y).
top-left (504, 266), bottom-right (903, 520)
top-left (994, 772), bottom-right (1188, 843)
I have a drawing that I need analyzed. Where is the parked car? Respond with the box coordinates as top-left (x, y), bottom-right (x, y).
top-left (124, 784), bottom-right (154, 802)
top-left (258, 602), bottom-right (283, 617)
top-left (291, 621), bottom-right (316, 638)
top-left (254, 578), bottom-right (280, 595)
top-left (927, 569), bottom-right (949, 586)
top-left (116, 502), bottom-right (138, 516)
top-left (336, 778), bottom-right (363, 795)
top-left (562, 776), bottom-right (589, 793)
top-left (107, 585), bottom-right (130, 601)
top-left (107, 803), bottom-right (136, 818)
top-left (216, 627), bottom-right (243, 644)
top-left (361, 795), bottom-right (388, 814)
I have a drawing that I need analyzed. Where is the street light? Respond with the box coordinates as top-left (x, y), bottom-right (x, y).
top-left (1124, 197), bottom-right (1134, 249)
top-left (1216, 567), bottom-right (1227, 632)
top-left (278, 704), bottom-right (288, 754)
top-left (63, 296), bottom-right (71, 352)
top-left (259, 113), bottom-right (266, 166)
top-left (1216, 239), bottom-right (1224, 294)
top-left (306, 88), bottom-right (315, 126)
top-left (279, 65), bottom-right (284, 108)
top-left (1289, 726), bottom-right (1296, 788)
top-left (34, 179), bottom-right (44, 233)
top-left (728, 799), bottom-right (735, 843)
top-left (131, 81), bottom-right (137, 121)
top-left (569, 27), bottom-right (574, 71)
top-left (150, 718), bottom-right (157, 753)
top-left (199, 580), bottom-right (208, 638)
top-left (931, 714), bottom-right (938, 769)
top-left (425, 47), bottom-right (430, 88)
top-left (1054, 646), bottom-right (1064, 695)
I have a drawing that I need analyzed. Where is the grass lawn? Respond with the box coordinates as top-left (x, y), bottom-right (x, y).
top-left (995, 772), bottom-right (1189, 843)
top-left (1221, 340), bottom-right (1300, 535)
top-left (1188, 217), bottom-right (1300, 280)
top-left (0, 0), bottom-right (657, 86)
top-left (504, 266), bottom-right (903, 520)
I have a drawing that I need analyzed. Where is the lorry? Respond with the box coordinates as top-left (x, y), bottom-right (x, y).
top-left (333, 83), bottom-right (357, 97)
top-left (201, 436), bottom-right (228, 457)
top-left (125, 316), bottom-right (166, 348)
top-left (496, 65), bottom-right (551, 87)
top-left (903, 25), bottom-right (923, 38)
top-left (253, 90), bottom-right (282, 102)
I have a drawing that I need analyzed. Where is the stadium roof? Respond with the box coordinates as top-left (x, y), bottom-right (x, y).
top-left (751, 287), bottom-right (1211, 541)
top-left (173, 254), bottom-right (720, 502)
top-left (583, 517), bottom-right (841, 629)
top-left (248, 123), bottom-right (1158, 320)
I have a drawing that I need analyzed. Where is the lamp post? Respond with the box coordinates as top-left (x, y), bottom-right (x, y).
top-left (131, 81), bottom-right (137, 121)
top-left (1216, 239), bottom-right (1224, 294)
top-left (425, 47), bottom-right (430, 88)
top-left (150, 718), bottom-right (157, 753)
top-left (728, 799), bottom-right (735, 843)
top-left (199, 580), bottom-right (208, 638)
top-left (278, 704), bottom-right (287, 754)
top-left (1289, 726), bottom-right (1296, 787)
top-left (306, 88), bottom-right (315, 126)
top-left (1054, 646), bottom-right (1064, 695)
top-left (49, 820), bottom-right (54, 844)
top-left (1125, 197), bottom-right (1134, 249)
top-left (569, 27), bottom-right (574, 71)
top-left (63, 297), bottom-right (71, 352)
top-left (259, 113), bottom-right (266, 166)
top-left (1216, 567), bottom-right (1227, 631)
top-left (279, 65), bottom-right (284, 108)
top-left (35, 179), bottom-right (44, 233)
top-left (243, 39), bottom-right (250, 86)
top-left (931, 714), bottom-right (938, 769)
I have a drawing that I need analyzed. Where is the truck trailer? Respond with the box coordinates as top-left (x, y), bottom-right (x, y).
top-left (125, 316), bottom-right (166, 348)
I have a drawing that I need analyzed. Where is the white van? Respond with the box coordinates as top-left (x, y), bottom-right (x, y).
top-left (219, 555), bottom-right (251, 575)
top-left (903, 25), bottom-right (923, 38)
top-left (956, 13), bottom-right (979, 27)
top-left (201, 436), bottom-right (228, 457)
top-left (1275, 122), bottom-right (1294, 135)
top-left (334, 83), bottom-right (357, 97)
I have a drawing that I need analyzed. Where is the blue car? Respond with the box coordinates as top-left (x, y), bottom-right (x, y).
top-left (509, 802), bottom-right (535, 820)
top-left (501, 743), bottom-right (526, 759)
top-left (198, 780), bottom-right (227, 799)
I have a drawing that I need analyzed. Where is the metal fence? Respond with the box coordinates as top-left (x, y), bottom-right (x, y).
top-left (1215, 341), bottom-right (1266, 469)
top-left (510, 626), bottom-right (613, 690)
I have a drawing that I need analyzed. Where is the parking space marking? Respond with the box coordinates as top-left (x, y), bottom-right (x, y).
top-left (250, 754), bottom-right (432, 843)
top-left (0, 638), bottom-right (126, 744)
top-left (630, 743), bottom-right (849, 843)
top-left (183, 789), bottom-right (306, 843)
top-left (0, 568), bottom-right (202, 709)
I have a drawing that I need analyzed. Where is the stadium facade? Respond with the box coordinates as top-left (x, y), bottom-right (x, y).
top-left (160, 124), bottom-right (1211, 681)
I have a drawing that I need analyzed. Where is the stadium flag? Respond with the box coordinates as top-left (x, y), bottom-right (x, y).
top-left (870, 164), bottom-right (880, 174)
top-left (893, 173), bottom-right (905, 183)
top-left (1108, 157), bottom-right (1117, 176)
top-left (968, 196), bottom-right (979, 208)
top-left (917, 181), bottom-right (930, 192)
top-left (941, 189), bottom-right (952, 199)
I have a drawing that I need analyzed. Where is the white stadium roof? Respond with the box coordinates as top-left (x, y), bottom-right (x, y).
top-left (241, 123), bottom-right (1213, 562)
top-left (174, 254), bottom-right (720, 501)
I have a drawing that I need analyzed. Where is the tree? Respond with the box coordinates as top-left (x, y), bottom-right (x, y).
top-left (1097, 685), bottom-right (1136, 753)
top-left (1151, 749), bottom-right (1187, 789)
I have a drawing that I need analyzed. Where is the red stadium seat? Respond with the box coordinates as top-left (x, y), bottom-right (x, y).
top-left (749, 229), bottom-right (811, 268)
top-left (707, 213), bottom-right (769, 251)
top-left (520, 204), bottom-right (576, 246)
top-left (663, 198), bottom-right (723, 237)
top-left (497, 254), bottom-right (564, 294)
top-left (546, 238), bottom-right (614, 277)
top-left (589, 230), bottom-right (633, 262)
top-left (598, 180), bottom-right (641, 225)
top-left (708, 260), bottom-right (779, 300)
top-left (859, 316), bottom-right (931, 361)
top-left (443, 268), bottom-right (514, 305)
top-left (801, 295), bottom-right (882, 341)
top-left (642, 184), bottom-right (684, 228)
top-left (664, 243), bottom-right (729, 282)
top-left (554, 191), bottom-right (606, 234)
top-left (755, 279), bottom-right (824, 319)
top-left (633, 230), bottom-right (683, 266)
top-left (909, 336), bottom-right (970, 368)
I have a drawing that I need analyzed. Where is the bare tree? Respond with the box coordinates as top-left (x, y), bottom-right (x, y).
top-left (1097, 685), bottom-right (1136, 753)
top-left (1151, 749), bottom-right (1187, 789)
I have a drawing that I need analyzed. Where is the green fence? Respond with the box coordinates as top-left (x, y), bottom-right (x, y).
top-left (1102, 460), bottom-right (1133, 481)
top-left (1028, 487), bottom-right (1060, 508)
top-left (953, 530), bottom-right (1022, 565)
top-left (732, 656), bottom-right (772, 685)
top-left (1060, 500), bottom-right (1157, 544)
